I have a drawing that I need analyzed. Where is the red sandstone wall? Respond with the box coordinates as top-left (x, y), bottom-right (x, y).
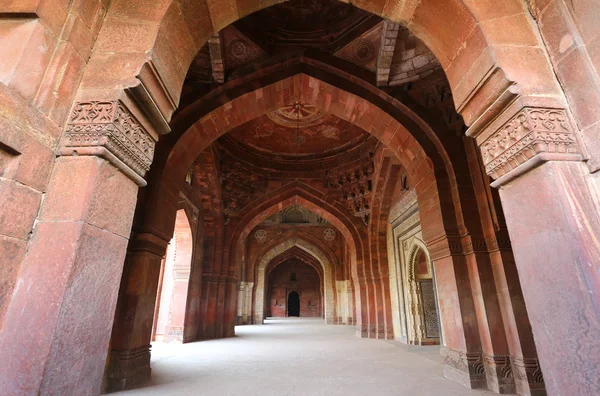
top-left (267, 261), bottom-right (322, 318)
top-left (245, 224), bottom-right (344, 283)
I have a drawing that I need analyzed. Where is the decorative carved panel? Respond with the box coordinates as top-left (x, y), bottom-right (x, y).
top-left (221, 159), bottom-right (265, 223)
top-left (327, 160), bottom-right (375, 225)
top-left (480, 107), bottom-right (581, 179)
top-left (62, 101), bottom-right (155, 181)
top-left (419, 280), bottom-right (439, 339)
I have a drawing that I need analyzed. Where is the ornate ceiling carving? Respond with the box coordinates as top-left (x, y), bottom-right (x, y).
top-left (223, 112), bottom-right (370, 161)
top-left (184, 0), bottom-right (438, 86)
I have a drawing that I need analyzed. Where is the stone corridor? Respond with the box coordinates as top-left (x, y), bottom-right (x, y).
top-left (112, 319), bottom-right (489, 396)
top-left (3, 1), bottom-right (600, 395)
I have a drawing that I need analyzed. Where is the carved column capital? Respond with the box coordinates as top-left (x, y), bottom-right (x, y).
top-left (60, 100), bottom-right (156, 186)
top-left (469, 100), bottom-right (584, 187)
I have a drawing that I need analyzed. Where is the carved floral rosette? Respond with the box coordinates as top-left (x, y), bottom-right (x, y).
top-left (480, 108), bottom-right (580, 179)
top-left (62, 101), bottom-right (155, 178)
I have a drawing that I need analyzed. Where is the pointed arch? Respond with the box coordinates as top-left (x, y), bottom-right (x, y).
top-left (253, 237), bottom-right (335, 324)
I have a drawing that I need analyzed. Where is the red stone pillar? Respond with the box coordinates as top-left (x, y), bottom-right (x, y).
top-left (0, 100), bottom-right (156, 395)
top-left (428, 236), bottom-right (487, 390)
top-left (470, 102), bottom-right (600, 395)
top-left (353, 277), bottom-right (371, 338)
top-left (223, 276), bottom-right (239, 338)
top-left (107, 233), bottom-right (167, 391)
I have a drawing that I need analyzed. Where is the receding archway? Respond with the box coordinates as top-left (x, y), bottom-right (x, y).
top-left (151, 209), bottom-right (193, 343)
top-left (253, 237), bottom-right (335, 324)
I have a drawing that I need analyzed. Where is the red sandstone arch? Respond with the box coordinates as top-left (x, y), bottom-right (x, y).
top-left (263, 248), bottom-right (325, 319)
top-left (82, 0), bottom-right (562, 130)
top-left (142, 72), bottom-right (465, 261)
top-left (225, 182), bottom-right (364, 276)
top-left (254, 241), bottom-right (332, 323)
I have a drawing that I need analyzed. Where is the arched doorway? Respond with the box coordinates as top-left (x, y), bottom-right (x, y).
top-left (151, 209), bottom-right (193, 343)
top-left (410, 248), bottom-right (440, 345)
top-left (265, 255), bottom-right (323, 319)
top-left (287, 291), bottom-right (300, 317)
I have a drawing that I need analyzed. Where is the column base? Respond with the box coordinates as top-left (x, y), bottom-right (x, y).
top-left (443, 349), bottom-right (487, 389)
top-left (106, 346), bottom-right (151, 392)
top-left (356, 324), bottom-right (394, 339)
top-left (484, 355), bottom-right (516, 394)
top-left (513, 357), bottom-right (546, 396)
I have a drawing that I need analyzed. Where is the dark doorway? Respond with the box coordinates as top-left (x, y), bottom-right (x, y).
top-left (287, 291), bottom-right (300, 317)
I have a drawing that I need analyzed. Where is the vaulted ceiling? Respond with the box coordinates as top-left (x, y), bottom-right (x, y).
top-left (184, 0), bottom-right (440, 87)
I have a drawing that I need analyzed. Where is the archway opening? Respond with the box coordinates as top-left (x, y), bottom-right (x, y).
top-left (287, 291), bottom-right (300, 317)
top-left (151, 209), bottom-right (193, 343)
top-left (100, 0), bottom-right (547, 394)
top-left (267, 257), bottom-right (322, 318)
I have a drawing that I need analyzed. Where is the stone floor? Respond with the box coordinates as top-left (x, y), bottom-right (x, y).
top-left (113, 318), bottom-right (490, 395)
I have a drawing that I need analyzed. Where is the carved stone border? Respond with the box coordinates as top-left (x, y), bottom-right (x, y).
top-left (484, 354), bottom-right (515, 394)
top-left (512, 356), bottom-right (546, 394)
top-left (443, 348), bottom-right (487, 389)
top-left (468, 101), bottom-right (586, 188)
top-left (60, 100), bottom-right (156, 186)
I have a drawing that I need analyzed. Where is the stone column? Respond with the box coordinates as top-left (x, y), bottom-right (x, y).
top-left (469, 101), bottom-right (600, 395)
top-left (106, 232), bottom-right (168, 391)
top-left (0, 100), bottom-right (157, 395)
top-left (428, 235), bottom-right (487, 390)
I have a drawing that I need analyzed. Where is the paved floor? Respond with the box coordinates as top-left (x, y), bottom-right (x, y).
top-left (114, 318), bottom-right (490, 396)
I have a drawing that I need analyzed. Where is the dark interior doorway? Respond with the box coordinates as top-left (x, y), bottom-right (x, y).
top-left (287, 291), bottom-right (300, 317)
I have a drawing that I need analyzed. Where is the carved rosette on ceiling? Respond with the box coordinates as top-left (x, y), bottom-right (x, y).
top-left (480, 107), bottom-right (582, 180)
top-left (266, 102), bottom-right (326, 129)
top-left (327, 160), bottom-right (375, 225)
top-left (61, 101), bottom-right (155, 185)
top-left (352, 39), bottom-right (376, 65)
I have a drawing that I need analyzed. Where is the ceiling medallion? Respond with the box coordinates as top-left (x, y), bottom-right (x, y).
top-left (229, 39), bottom-right (247, 58)
top-left (352, 39), bottom-right (376, 65)
top-left (267, 101), bottom-right (326, 129)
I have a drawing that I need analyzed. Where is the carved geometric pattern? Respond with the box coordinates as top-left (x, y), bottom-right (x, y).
top-left (513, 357), bottom-right (545, 386)
top-left (480, 107), bottom-right (581, 179)
top-left (63, 101), bottom-right (155, 178)
top-left (352, 39), bottom-right (376, 65)
top-left (335, 22), bottom-right (382, 72)
top-left (222, 26), bottom-right (267, 70)
top-left (254, 229), bottom-right (267, 242)
top-left (323, 228), bottom-right (336, 241)
top-left (419, 280), bottom-right (439, 339)
top-left (485, 355), bottom-right (514, 383)
top-left (444, 349), bottom-right (486, 381)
